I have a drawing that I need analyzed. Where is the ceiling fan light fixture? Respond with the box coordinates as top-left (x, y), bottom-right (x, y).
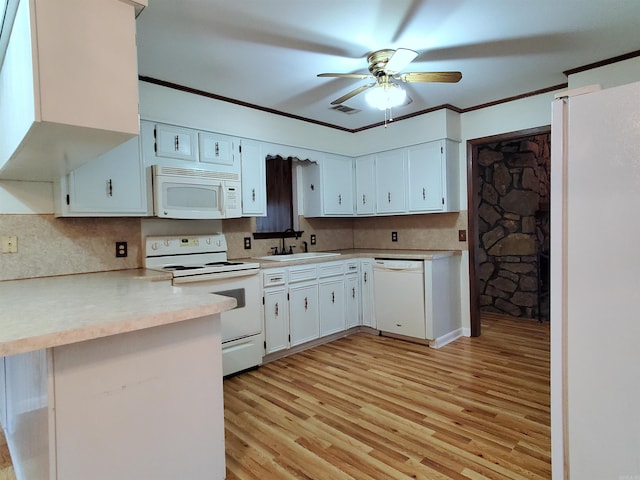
top-left (365, 83), bottom-right (407, 110)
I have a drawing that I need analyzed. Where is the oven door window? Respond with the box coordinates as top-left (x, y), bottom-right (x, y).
top-left (212, 288), bottom-right (245, 309)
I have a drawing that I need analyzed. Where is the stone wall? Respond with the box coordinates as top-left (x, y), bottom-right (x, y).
top-left (477, 134), bottom-right (550, 319)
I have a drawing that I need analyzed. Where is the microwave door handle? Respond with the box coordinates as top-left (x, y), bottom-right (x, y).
top-left (219, 182), bottom-right (225, 216)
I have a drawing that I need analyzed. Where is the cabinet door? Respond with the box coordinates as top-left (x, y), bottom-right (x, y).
top-left (321, 155), bottom-right (354, 215)
top-left (408, 141), bottom-right (444, 212)
top-left (375, 149), bottom-right (406, 214)
top-left (345, 274), bottom-right (360, 328)
top-left (155, 124), bottom-right (198, 162)
top-left (319, 277), bottom-right (345, 336)
top-left (199, 132), bottom-right (236, 169)
top-left (66, 136), bottom-right (149, 216)
top-left (361, 260), bottom-right (375, 328)
top-left (264, 287), bottom-right (289, 355)
top-left (241, 140), bottom-right (267, 216)
top-left (355, 155), bottom-right (375, 215)
top-left (289, 282), bottom-right (319, 346)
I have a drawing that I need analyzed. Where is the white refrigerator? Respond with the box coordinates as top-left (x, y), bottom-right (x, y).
top-left (551, 81), bottom-right (640, 479)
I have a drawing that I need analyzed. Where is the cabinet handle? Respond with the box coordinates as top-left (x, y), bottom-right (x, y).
top-left (270, 276), bottom-right (283, 283)
top-left (362, 194), bottom-right (366, 205)
top-left (275, 302), bottom-right (279, 317)
top-left (338, 194), bottom-right (342, 205)
top-left (332, 292), bottom-right (335, 303)
top-left (252, 188), bottom-right (256, 201)
top-left (107, 179), bottom-right (113, 197)
top-left (174, 135), bottom-right (179, 151)
top-left (364, 272), bottom-right (367, 283)
top-left (423, 187), bottom-right (426, 200)
top-left (304, 297), bottom-right (308, 310)
top-left (215, 141), bottom-right (220, 157)
top-left (388, 192), bottom-right (391, 203)
top-left (352, 287), bottom-right (355, 299)
top-left (396, 323), bottom-right (402, 327)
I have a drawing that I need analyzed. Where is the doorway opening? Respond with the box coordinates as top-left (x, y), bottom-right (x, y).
top-left (467, 127), bottom-right (551, 336)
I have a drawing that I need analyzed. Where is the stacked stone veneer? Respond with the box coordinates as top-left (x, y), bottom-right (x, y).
top-left (477, 134), bottom-right (550, 320)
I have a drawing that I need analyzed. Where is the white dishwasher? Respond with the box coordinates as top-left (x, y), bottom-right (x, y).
top-left (373, 259), bottom-right (426, 339)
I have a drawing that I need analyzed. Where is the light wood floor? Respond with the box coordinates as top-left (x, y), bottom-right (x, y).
top-left (224, 314), bottom-right (551, 480)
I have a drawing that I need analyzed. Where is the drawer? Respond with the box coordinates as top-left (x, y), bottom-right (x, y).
top-left (345, 261), bottom-right (359, 274)
top-left (263, 269), bottom-right (286, 287)
top-left (318, 261), bottom-right (344, 278)
top-left (288, 265), bottom-right (317, 283)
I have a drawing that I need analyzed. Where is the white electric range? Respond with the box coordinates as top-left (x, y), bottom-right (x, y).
top-left (144, 234), bottom-right (262, 376)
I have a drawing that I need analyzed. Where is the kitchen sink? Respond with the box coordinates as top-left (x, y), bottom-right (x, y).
top-left (254, 252), bottom-right (342, 262)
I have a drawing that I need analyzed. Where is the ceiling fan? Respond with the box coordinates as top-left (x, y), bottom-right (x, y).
top-left (318, 48), bottom-right (462, 108)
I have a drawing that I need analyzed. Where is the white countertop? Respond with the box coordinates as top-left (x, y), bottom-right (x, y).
top-left (249, 249), bottom-right (461, 268)
top-left (0, 269), bottom-right (236, 357)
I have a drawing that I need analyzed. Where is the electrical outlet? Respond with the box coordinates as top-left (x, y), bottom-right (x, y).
top-left (458, 230), bottom-right (467, 242)
top-left (1, 235), bottom-right (18, 253)
top-left (391, 231), bottom-right (398, 242)
top-left (310, 234), bottom-right (317, 245)
top-left (115, 241), bottom-right (128, 258)
top-left (244, 237), bottom-right (252, 249)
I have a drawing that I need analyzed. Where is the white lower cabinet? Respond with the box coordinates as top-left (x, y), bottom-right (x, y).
top-left (263, 269), bottom-right (288, 355)
top-left (263, 286), bottom-right (289, 355)
top-left (360, 259), bottom-right (375, 328)
top-left (319, 277), bottom-right (345, 336)
top-left (345, 272), bottom-right (360, 329)
top-left (289, 282), bottom-right (319, 346)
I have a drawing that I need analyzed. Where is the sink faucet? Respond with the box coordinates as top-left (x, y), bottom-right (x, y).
top-left (281, 228), bottom-right (299, 254)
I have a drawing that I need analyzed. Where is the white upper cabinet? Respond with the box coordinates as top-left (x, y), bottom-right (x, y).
top-left (240, 139), bottom-right (267, 216)
top-left (355, 155), bottom-right (375, 215)
top-left (302, 154), bottom-right (354, 217)
top-left (375, 148), bottom-right (406, 214)
top-left (140, 120), bottom-right (242, 179)
top-left (408, 141), bottom-right (444, 212)
top-left (199, 132), bottom-right (238, 171)
top-left (0, 0), bottom-right (145, 181)
top-left (55, 136), bottom-right (151, 217)
top-left (155, 124), bottom-right (198, 162)
top-left (408, 139), bottom-right (459, 213)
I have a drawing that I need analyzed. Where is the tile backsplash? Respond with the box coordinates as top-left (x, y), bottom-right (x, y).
top-left (0, 215), bottom-right (140, 281)
top-left (0, 211), bottom-right (467, 281)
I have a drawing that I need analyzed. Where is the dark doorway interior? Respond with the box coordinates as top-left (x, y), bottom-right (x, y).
top-left (467, 127), bottom-right (551, 335)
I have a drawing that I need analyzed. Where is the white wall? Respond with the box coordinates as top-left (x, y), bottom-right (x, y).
top-left (0, 181), bottom-right (52, 214)
top-left (568, 56), bottom-right (640, 90)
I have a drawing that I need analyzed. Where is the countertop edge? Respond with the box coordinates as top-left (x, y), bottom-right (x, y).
top-left (246, 249), bottom-right (462, 268)
top-left (0, 270), bottom-right (236, 357)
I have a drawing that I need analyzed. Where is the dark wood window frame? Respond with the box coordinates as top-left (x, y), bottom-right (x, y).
top-left (253, 155), bottom-right (303, 240)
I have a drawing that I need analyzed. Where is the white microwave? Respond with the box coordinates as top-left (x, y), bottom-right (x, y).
top-left (152, 165), bottom-right (242, 219)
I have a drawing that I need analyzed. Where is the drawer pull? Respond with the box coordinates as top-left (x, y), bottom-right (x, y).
top-left (275, 302), bottom-right (279, 316)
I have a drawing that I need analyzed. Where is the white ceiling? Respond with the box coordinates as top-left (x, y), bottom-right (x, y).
top-left (136, 0), bottom-right (640, 131)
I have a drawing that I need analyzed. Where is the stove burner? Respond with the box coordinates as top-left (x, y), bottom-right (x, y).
top-left (163, 265), bottom-right (204, 271)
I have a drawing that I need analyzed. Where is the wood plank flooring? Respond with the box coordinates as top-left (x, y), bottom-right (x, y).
top-left (224, 314), bottom-right (551, 480)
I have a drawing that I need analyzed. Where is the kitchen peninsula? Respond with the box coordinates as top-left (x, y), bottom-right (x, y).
top-left (0, 269), bottom-right (236, 480)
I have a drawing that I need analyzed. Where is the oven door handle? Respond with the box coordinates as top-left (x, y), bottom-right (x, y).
top-left (172, 269), bottom-right (260, 284)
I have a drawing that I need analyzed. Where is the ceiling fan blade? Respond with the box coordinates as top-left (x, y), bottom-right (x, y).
top-left (318, 73), bottom-right (372, 79)
top-left (384, 48), bottom-right (418, 74)
top-left (399, 71), bottom-right (462, 83)
top-left (331, 83), bottom-right (375, 105)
